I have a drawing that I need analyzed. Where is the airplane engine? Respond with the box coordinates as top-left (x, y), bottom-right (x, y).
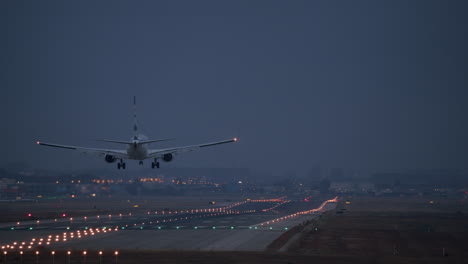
top-left (162, 153), bottom-right (174, 162)
top-left (105, 154), bottom-right (117, 163)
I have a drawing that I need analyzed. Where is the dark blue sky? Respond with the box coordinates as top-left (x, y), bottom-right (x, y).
top-left (2, 1), bottom-right (467, 175)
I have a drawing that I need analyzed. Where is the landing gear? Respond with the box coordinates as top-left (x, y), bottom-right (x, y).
top-left (139, 161), bottom-right (143, 165)
top-left (151, 159), bottom-right (160, 169)
top-left (117, 160), bottom-right (126, 170)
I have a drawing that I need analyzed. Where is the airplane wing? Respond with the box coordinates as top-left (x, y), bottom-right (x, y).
top-left (148, 138), bottom-right (237, 158)
top-left (36, 141), bottom-right (129, 159)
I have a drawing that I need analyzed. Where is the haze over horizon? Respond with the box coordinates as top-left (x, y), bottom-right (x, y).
top-left (2, 1), bottom-right (468, 174)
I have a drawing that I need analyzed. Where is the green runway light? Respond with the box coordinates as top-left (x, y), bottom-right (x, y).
top-left (194, 227), bottom-right (198, 229)
top-left (121, 227), bottom-right (125, 230)
top-left (140, 227), bottom-right (143, 230)
top-left (29, 227), bottom-right (33, 230)
top-left (85, 227), bottom-right (88, 230)
top-left (176, 226), bottom-right (180, 229)
top-left (103, 227), bottom-right (107, 230)
top-left (157, 227), bottom-right (161, 230)
top-left (10, 227), bottom-right (14, 230)
top-left (314, 227), bottom-right (318, 231)
top-left (284, 227), bottom-right (288, 230)
top-left (66, 227), bottom-right (70, 230)
top-left (230, 226), bottom-right (234, 229)
top-left (249, 227), bottom-right (252, 229)
top-left (269, 227), bottom-right (273, 230)
top-left (254, 227), bottom-right (258, 229)
top-left (212, 227), bottom-right (216, 230)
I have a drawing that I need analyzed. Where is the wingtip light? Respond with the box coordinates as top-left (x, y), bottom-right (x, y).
top-left (233, 138), bottom-right (238, 142)
top-left (36, 141), bottom-right (40, 145)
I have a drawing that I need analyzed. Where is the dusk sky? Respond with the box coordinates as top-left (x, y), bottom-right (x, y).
top-left (2, 1), bottom-right (467, 175)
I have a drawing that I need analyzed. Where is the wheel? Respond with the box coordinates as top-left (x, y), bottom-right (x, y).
top-left (156, 162), bottom-right (160, 169)
top-left (122, 163), bottom-right (126, 169)
top-left (151, 162), bottom-right (155, 169)
top-left (117, 163), bottom-right (121, 170)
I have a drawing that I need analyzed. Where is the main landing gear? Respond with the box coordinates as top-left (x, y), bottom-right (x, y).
top-left (151, 159), bottom-right (160, 169)
top-left (117, 160), bottom-right (126, 170)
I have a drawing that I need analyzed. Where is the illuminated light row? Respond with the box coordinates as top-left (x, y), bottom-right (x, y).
top-left (261, 200), bottom-right (291, 212)
top-left (3, 250), bottom-right (119, 257)
top-left (11, 196), bottom-right (279, 229)
top-left (2, 197), bottom-right (285, 250)
top-left (254, 197), bottom-right (339, 228)
top-left (2, 199), bottom-right (277, 251)
top-left (248, 196), bottom-right (288, 203)
top-left (0, 227), bottom-right (120, 252)
top-left (131, 210), bottom-right (241, 229)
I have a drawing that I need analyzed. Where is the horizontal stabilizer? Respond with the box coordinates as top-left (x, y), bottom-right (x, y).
top-left (96, 139), bottom-right (132, 144)
top-left (96, 138), bottom-right (175, 145)
top-left (139, 138), bottom-right (175, 144)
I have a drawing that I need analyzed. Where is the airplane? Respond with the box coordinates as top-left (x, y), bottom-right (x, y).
top-left (36, 97), bottom-right (237, 169)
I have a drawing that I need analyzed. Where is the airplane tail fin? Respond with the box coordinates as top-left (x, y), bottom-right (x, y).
top-left (133, 96), bottom-right (138, 137)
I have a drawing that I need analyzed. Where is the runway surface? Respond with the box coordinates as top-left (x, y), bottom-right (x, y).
top-left (0, 197), bottom-right (337, 252)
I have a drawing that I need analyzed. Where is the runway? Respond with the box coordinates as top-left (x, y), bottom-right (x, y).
top-left (0, 197), bottom-right (337, 252)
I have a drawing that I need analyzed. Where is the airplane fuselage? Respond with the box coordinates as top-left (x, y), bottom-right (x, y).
top-left (126, 140), bottom-right (149, 160)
